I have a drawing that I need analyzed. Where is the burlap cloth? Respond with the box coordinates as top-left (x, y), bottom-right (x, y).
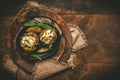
top-left (2, 1), bottom-right (87, 80)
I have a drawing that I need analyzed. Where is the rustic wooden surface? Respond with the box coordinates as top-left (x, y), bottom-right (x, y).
top-left (0, 0), bottom-right (120, 80)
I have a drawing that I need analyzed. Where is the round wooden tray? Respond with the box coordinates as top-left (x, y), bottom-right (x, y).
top-left (8, 5), bottom-right (72, 73)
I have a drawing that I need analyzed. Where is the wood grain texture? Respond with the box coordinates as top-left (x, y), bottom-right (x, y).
top-left (0, 0), bottom-right (120, 80)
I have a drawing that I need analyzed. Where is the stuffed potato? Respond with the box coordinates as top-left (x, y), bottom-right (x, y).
top-left (20, 32), bottom-right (39, 52)
top-left (40, 29), bottom-right (57, 46)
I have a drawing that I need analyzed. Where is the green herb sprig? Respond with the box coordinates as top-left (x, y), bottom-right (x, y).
top-left (24, 20), bottom-right (53, 29)
top-left (30, 54), bottom-right (42, 60)
top-left (22, 53), bottom-right (42, 61)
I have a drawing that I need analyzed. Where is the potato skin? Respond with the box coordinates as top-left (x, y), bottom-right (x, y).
top-left (20, 32), bottom-right (39, 52)
top-left (39, 29), bottom-right (57, 46)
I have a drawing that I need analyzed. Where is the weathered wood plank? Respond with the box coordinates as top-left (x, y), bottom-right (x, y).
top-left (62, 14), bottom-right (120, 62)
top-left (37, 0), bottom-right (120, 14)
top-left (1, 14), bottom-right (120, 63)
top-left (43, 63), bottom-right (120, 80)
top-left (0, 0), bottom-right (120, 17)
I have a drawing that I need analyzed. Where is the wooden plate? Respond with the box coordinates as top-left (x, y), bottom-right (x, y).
top-left (8, 4), bottom-right (72, 73)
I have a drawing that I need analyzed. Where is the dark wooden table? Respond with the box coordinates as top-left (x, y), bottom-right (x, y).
top-left (0, 0), bottom-right (120, 80)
